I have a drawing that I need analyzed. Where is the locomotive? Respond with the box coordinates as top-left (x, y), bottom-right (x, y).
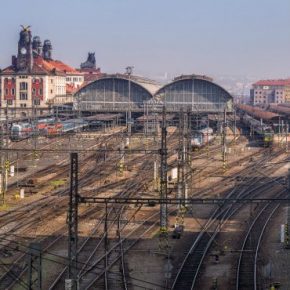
top-left (242, 114), bottom-right (274, 147)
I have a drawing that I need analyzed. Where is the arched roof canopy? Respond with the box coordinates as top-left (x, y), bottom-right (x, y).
top-left (153, 75), bottom-right (233, 113)
top-left (74, 74), bottom-right (161, 111)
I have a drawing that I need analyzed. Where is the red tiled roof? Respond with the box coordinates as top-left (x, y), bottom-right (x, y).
top-left (34, 56), bottom-right (80, 74)
top-left (1, 56), bottom-right (81, 76)
top-left (253, 79), bottom-right (290, 86)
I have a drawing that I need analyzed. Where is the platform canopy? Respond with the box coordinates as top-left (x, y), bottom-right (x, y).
top-left (153, 74), bottom-right (233, 113)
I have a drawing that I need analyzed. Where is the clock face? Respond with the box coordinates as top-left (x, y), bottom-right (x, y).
top-left (20, 47), bottom-right (27, 55)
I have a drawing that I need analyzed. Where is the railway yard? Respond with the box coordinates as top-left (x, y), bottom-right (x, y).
top-left (0, 110), bottom-right (290, 290)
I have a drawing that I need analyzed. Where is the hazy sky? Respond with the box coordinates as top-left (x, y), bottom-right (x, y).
top-left (0, 0), bottom-right (289, 80)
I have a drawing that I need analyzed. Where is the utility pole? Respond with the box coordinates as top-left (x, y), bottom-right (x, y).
top-left (67, 153), bottom-right (79, 290)
top-left (104, 202), bottom-right (108, 289)
top-left (186, 109), bottom-right (192, 199)
top-left (4, 101), bottom-right (9, 196)
top-left (27, 242), bottom-right (42, 290)
top-left (222, 108), bottom-right (227, 171)
top-left (234, 108), bottom-right (237, 147)
top-left (126, 66), bottom-right (134, 141)
top-left (176, 109), bottom-right (184, 228)
top-left (0, 103), bottom-right (7, 205)
top-left (159, 106), bottom-right (168, 251)
top-left (285, 169), bottom-right (290, 248)
top-left (286, 124), bottom-right (289, 153)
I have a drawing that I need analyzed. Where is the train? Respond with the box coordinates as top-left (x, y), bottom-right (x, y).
top-left (191, 127), bottom-right (215, 149)
top-left (46, 119), bottom-right (89, 136)
top-left (10, 118), bottom-right (88, 141)
top-left (242, 114), bottom-right (274, 147)
top-left (10, 118), bottom-right (55, 141)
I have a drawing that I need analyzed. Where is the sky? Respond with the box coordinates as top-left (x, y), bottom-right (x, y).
top-left (0, 0), bottom-right (290, 81)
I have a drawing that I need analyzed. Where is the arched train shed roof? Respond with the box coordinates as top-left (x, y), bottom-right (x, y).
top-left (75, 73), bottom-right (233, 113)
top-left (153, 74), bottom-right (233, 112)
top-left (75, 74), bottom-right (161, 111)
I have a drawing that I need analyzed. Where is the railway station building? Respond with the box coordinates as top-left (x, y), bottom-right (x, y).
top-left (0, 26), bottom-right (84, 116)
top-left (75, 74), bottom-right (233, 114)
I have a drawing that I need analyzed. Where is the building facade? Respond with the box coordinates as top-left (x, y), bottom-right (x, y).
top-left (0, 26), bottom-right (84, 115)
top-left (250, 79), bottom-right (290, 105)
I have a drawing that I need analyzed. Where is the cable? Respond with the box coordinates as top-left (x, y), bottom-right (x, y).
top-left (0, 240), bottom-right (167, 289)
top-left (0, 256), bottom-right (29, 289)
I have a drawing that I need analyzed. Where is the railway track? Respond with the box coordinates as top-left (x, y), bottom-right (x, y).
top-left (47, 157), bottom-right (157, 289)
top-left (235, 194), bottom-right (283, 290)
top-left (0, 132), bottom-right (127, 289)
top-left (0, 124), bottom-right (257, 289)
top-left (0, 130), bottom-right (176, 289)
top-left (0, 133), bottom-right (118, 227)
top-left (171, 149), bottom-right (287, 290)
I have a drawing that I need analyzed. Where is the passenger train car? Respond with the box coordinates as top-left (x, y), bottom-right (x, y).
top-left (10, 118), bottom-right (88, 141)
top-left (10, 122), bottom-right (33, 141)
top-left (45, 119), bottom-right (89, 137)
top-left (191, 127), bottom-right (215, 149)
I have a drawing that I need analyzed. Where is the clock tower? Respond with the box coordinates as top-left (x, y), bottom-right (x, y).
top-left (17, 25), bottom-right (33, 72)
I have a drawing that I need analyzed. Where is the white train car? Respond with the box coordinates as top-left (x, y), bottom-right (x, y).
top-left (191, 127), bottom-right (214, 149)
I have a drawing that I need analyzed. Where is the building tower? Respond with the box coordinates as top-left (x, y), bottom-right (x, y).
top-left (80, 52), bottom-right (96, 69)
top-left (43, 40), bottom-right (52, 60)
top-left (32, 36), bottom-right (42, 55)
top-left (17, 25), bottom-right (33, 72)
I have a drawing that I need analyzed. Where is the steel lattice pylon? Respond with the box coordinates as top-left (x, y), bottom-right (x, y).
top-left (159, 107), bottom-right (168, 251)
top-left (67, 152), bottom-right (78, 289)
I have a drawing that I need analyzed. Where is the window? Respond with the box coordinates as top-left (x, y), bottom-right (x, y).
top-left (20, 103), bottom-right (27, 108)
top-left (5, 88), bottom-right (8, 96)
top-left (50, 89), bottom-right (53, 94)
top-left (20, 92), bottom-right (28, 100)
top-left (39, 89), bottom-right (43, 95)
top-left (51, 79), bottom-right (53, 84)
top-left (32, 88), bottom-right (36, 96)
top-left (34, 99), bottom-right (40, 106)
top-left (20, 82), bottom-right (28, 90)
top-left (11, 88), bottom-right (15, 96)
top-left (7, 100), bottom-right (13, 106)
